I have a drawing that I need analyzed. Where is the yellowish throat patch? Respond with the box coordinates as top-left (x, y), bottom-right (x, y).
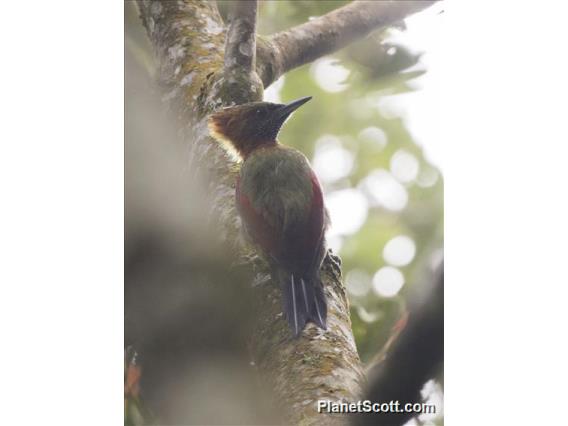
top-left (207, 116), bottom-right (243, 162)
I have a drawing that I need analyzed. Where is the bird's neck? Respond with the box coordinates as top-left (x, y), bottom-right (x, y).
top-left (239, 138), bottom-right (278, 159)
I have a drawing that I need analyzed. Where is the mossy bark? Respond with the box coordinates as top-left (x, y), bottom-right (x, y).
top-left (136, 1), bottom-right (365, 424)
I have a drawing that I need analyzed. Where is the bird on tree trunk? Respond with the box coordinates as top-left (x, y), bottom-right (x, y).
top-left (208, 96), bottom-right (328, 337)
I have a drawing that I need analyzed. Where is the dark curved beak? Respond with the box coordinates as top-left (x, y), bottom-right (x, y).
top-left (275, 96), bottom-right (312, 121)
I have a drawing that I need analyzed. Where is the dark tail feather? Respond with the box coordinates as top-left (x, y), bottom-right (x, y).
top-left (281, 272), bottom-right (327, 337)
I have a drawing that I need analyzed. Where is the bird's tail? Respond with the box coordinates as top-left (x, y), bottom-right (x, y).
top-left (279, 271), bottom-right (327, 337)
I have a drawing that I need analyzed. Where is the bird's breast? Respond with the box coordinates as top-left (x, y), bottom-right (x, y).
top-left (240, 147), bottom-right (315, 230)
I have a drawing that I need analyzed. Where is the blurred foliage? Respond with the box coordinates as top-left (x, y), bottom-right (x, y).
top-left (127, 1), bottom-right (443, 424)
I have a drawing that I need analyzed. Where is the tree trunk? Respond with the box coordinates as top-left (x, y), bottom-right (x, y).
top-left (135, 1), bottom-right (436, 424)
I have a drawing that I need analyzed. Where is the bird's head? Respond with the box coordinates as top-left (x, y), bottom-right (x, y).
top-left (208, 96), bottom-right (312, 160)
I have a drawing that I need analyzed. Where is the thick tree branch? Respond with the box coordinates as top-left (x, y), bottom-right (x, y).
top-left (224, 0), bottom-right (258, 75)
top-left (257, 0), bottom-right (438, 87)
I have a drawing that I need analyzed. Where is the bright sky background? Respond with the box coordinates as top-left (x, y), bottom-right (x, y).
top-left (384, 2), bottom-right (444, 171)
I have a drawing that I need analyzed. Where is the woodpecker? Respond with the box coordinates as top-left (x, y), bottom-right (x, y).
top-left (208, 96), bottom-right (328, 337)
